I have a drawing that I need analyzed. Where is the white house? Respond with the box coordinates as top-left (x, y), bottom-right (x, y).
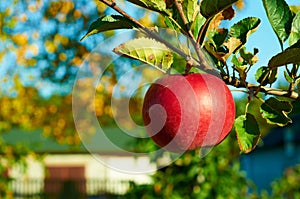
top-left (3, 128), bottom-right (156, 198)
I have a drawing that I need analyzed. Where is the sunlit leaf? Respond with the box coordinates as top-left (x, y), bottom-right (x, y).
top-left (208, 29), bottom-right (228, 49)
top-left (284, 71), bottom-right (294, 83)
top-left (260, 97), bottom-right (293, 126)
top-left (239, 47), bottom-right (258, 66)
top-left (235, 113), bottom-right (260, 153)
top-left (223, 37), bottom-right (242, 59)
top-left (200, 0), bottom-right (238, 19)
top-left (182, 0), bottom-right (199, 23)
top-left (191, 14), bottom-right (206, 38)
top-left (218, 17), bottom-right (260, 60)
top-left (289, 11), bottom-right (300, 46)
top-left (231, 55), bottom-right (247, 80)
top-left (255, 66), bottom-right (277, 86)
top-left (80, 15), bottom-right (136, 41)
top-left (290, 6), bottom-right (300, 14)
top-left (113, 37), bottom-right (173, 72)
top-left (289, 39), bottom-right (300, 49)
top-left (228, 17), bottom-right (260, 48)
top-left (11, 33), bottom-right (28, 46)
top-left (268, 48), bottom-right (300, 68)
top-left (126, 0), bottom-right (167, 14)
top-left (262, 0), bottom-right (293, 46)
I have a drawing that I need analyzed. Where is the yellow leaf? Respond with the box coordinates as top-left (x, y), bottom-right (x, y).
top-left (60, 1), bottom-right (74, 14)
top-left (73, 10), bottom-right (82, 18)
top-left (59, 53), bottom-right (67, 61)
top-left (11, 33), bottom-right (28, 46)
top-left (45, 40), bottom-right (56, 53)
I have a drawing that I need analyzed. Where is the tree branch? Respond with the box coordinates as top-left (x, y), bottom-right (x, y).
top-left (173, 0), bottom-right (195, 42)
top-left (98, 0), bottom-right (300, 101)
top-left (222, 75), bottom-right (300, 100)
top-left (98, 0), bottom-right (218, 75)
top-left (172, 0), bottom-right (217, 74)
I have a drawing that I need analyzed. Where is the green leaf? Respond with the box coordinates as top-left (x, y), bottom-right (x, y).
top-left (235, 113), bottom-right (260, 153)
top-left (284, 71), bottom-right (294, 83)
top-left (191, 14), bottom-right (206, 38)
top-left (268, 48), bottom-right (300, 68)
top-left (221, 17), bottom-right (260, 57)
top-left (260, 97), bottom-right (293, 126)
top-left (289, 11), bottom-right (300, 46)
top-left (231, 55), bottom-right (247, 80)
top-left (239, 47), bottom-right (258, 66)
top-left (208, 29), bottom-right (229, 49)
top-left (255, 67), bottom-right (277, 86)
top-left (200, 0), bottom-right (238, 19)
top-left (126, 0), bottom-right (167, 14)
top-left (80, 15), bottom-right (135, 41)
top-left (182, 0), bottom-right (199, 23)
top-left (113, 37), bottom-right (174, 72)
top-left (288, 39), bottom-right (300, 49)
top-left (231, 55), bottom-right (243, 67)
top-left (229, 17), bottom-right (261, 45)
top-left (262, 0), bottom-right (293, 46)
top-left (290, 6), bottom-right (300, 14)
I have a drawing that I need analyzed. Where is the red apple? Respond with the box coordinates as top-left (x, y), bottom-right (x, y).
top-left (142, 73), bottom-right (235, 153)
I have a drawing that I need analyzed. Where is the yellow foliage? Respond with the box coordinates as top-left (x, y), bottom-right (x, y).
top-left (73, 9), bottom-right (82, 18)
top-left (58, 15), bottom-right (66, 23)
top-left (48, 2), bottom-right (61, 17)
top-left (59, 53), bottom-right (67, 61)
top-left (11, 33), bottom-right (28, 46)
top-left (26, 58), bottom-right (37, 67)
top-left (54, 34), bottom-right (69, 46)
top-left (94, 0), bottom-right (107, 13)
top-left (16, 46), bottom-right (27, 65)
top-left (60, 1), bottom-right (74, 14)
top-left (45, 40), bottom-right (56, 53)
top-left (104, 105), bottom-right (113, 117)
top-left (235, 0), bottom-right (245, 10)
top-left (139, 13), bottom-right (154, 28)
top-left (71, 56), bottom-right (82, 66)
top-left (32, 32), bottom-right (39, 40)
top-left (0, 51), bottom-right (5, 62)
top-left (19, 14), bottom-right (27, 22)
top-left (28, 4), bottom-right (38, 12)
top-left (28, 44), bottom-right (39, 56)
top-left (48, 105), bottom-right (58, 114)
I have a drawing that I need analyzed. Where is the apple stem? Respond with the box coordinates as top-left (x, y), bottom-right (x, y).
top-left (185, 61), bottom-right (193, 74)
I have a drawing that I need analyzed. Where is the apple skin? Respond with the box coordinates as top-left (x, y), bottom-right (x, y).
top-left (142, 73), bottom-right (235, 153)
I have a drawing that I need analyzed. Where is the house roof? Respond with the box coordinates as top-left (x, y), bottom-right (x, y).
top-left (2, 127), bottom-right (138, 155)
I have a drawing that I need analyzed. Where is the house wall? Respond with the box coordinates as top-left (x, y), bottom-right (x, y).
top-left (240, 145), bottom-right (300, 192)
top-left (9, 154), bottom-right (155, 195)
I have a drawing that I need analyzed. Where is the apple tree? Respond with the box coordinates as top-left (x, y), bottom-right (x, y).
top-left (81, 0), bottom-right (300, 198)
top-left (82, 0), bottom-right (300, 154)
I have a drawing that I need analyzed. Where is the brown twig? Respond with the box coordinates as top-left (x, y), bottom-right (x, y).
top-left (173, 0), bottom-right (195, 43)
top-left (222, 75), bottom-right (300, 100)
top-left (172, 0), bottom-right (217, 75)
top-left (197, 18), bottom-right (212, 46)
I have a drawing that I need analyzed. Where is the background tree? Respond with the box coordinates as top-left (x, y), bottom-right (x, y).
top-left (0, 0), bottom-right (119, 196)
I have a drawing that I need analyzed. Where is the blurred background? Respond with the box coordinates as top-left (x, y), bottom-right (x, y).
top-left (1, 0), bottom-right (300, 198)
